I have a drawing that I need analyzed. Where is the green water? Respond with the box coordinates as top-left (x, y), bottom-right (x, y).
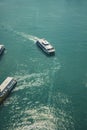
top-left (0, 0), bottom-right (87, 130)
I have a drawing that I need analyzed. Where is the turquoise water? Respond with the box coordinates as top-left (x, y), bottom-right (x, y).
top-left (0, 0), bottom-right (87, 130)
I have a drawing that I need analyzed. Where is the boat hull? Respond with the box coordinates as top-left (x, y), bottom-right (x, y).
top-left (0, 80), bottom-right (17, 104)
top-left (36, 41), bottom-right (55, 55)
top-left (0, 46), bottom-right (5, 55)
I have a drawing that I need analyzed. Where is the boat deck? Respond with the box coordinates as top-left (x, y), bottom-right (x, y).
top-left (0, 77), bottom-right (13, 92)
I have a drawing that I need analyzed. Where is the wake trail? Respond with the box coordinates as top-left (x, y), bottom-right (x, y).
top-left (0, 24), bottom-right (40, 43)
top-left (14, 31), bottom-right (39, 43)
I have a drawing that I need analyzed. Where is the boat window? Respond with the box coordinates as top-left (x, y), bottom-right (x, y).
top-left (45, 44), bottom-right (49, 45)
top-left (42, 42), bottom-right (49, 45)
top-left (48, 48), bottom-right (54, 50)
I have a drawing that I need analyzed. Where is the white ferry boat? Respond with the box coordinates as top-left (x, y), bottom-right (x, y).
top-left (0, 77), bottom-right (17, 104)
top-left (36, 39), bottom-right (55, 55)
top-left (0, 45), bottom-right (5, 55)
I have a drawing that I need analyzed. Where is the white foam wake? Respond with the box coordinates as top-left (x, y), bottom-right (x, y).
top-left (15, 31), bottom-right (39, 43)
top-left (0, 24), bottom-right (40, 43)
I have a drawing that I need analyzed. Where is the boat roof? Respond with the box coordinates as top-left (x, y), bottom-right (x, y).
top-left (39, 39), bottom-right (49, 45)
top-left (0, 77), bottom-right (13, 92)
top-left (37, 38), bottom-right (55, 51)
top-left (46, 45), bottom-right (53, 49)
top-left (0, 45), bottom-right (4, 49)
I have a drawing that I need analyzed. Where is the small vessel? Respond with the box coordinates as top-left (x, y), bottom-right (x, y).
top-left (0, 45), bottom-right (5, 55)
top-left (0, 77), bottom-right (17, 104)
top-left (36, 39), bottom-right (55, 55)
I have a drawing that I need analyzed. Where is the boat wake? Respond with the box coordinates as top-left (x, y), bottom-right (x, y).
top-left (13, 72), bottom-right (46, 92)
top-left (14, 31), bottom-right (39, 43)
top-left (0, 24), bottom-right (40, 43)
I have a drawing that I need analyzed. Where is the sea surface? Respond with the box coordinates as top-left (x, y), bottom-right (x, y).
top-left (0, 0), bottom-right (87, 130)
